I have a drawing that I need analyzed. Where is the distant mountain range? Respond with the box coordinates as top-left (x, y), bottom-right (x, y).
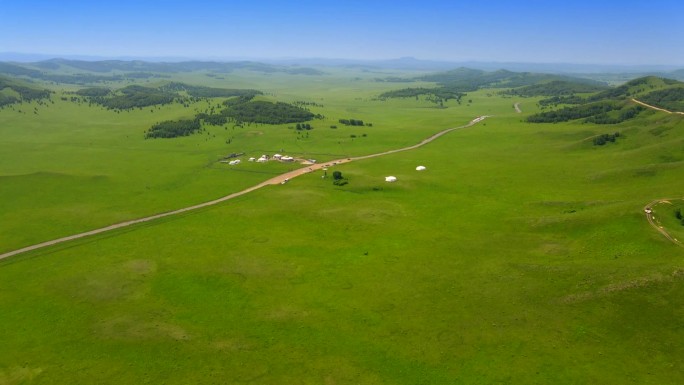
top-left (1, 52), bottom-right (682, 74)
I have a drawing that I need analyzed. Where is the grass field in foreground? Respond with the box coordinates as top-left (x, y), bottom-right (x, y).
top-left (1, 86), bottom-right (683, 383)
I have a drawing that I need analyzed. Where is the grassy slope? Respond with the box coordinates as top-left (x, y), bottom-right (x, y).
top-left (1, 73), bottom-right (684, 384)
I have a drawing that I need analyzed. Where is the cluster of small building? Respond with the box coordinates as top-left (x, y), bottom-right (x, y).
top-left (221, 153), bottom-right (301, 165)
top-left (245, 153), bottom-right (296, 163)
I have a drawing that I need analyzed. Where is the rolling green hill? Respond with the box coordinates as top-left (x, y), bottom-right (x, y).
top-left (1, 67), bottom-right (684, 384)
top-left (0, 75), bottom-right (51, 106)
top-left (379, 67), bottom-right (606, 103)
top-left (526, 76), bottom-right (684, 124)
top-left (504, 80), bottom-right (608, 97)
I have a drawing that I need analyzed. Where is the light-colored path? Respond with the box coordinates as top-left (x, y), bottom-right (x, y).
top-left (632, 98), bottom-right (684, 115)
top-left (643, 199), bottom-right (683, 247)
top-left (514, 102), bottom-right (521, 113)
top-left (0, 116), bottom-right (489, 261)
top-left (631, 99), bottom-right (683, 246)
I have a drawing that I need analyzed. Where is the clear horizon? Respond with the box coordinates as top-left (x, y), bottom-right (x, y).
top-left (2, 0), bottom-right (684, 66)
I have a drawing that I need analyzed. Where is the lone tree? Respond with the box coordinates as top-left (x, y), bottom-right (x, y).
top-left (332, 171), bottom-right (343, 180)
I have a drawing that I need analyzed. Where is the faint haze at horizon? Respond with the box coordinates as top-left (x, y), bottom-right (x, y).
top-left (2, 0), bottom-right (683, 66)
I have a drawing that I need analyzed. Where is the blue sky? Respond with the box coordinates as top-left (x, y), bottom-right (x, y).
top-left (2, 0), bottom-right (683, 64)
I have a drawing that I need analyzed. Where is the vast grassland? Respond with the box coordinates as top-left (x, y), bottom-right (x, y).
top-left (1, 68), bottom-right (684, 384)
top-left (0, 69), bottom-right (497, 253)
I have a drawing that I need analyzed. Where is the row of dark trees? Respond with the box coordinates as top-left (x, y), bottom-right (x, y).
top-left (224, 100), bottom-right (314, 124)
top-left (146, 119), bottom-right (201, 138)
top-left (74, 83), bottom-right (262, 111)
top-left (293, 100), bottom-right (323, 107)
top-left (339, 118), bottom-right (372, 126)
top-left (505, 80), bottom-right (607, 97)
top-left (538, 95), bottom-right (586, 107)
top-left (586, 106), bottom-right (644, 124)
top-left (146, 93), bottom-right (318, 138)
top-left (378, 87), bottom-right (465, 103)
top-left (77, 85), bottom-right (176, 109)
top-left (527, 102), bottom-right (620, 123)
top-left (593, 132), bottom-right (620, 146)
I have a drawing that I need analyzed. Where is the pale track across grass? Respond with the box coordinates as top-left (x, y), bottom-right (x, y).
top-left (0, 116), bottom-right (489, 261)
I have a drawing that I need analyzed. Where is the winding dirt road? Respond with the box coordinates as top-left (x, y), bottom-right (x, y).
top-left (632, 98), bottom-right (684, 115)
top-left (0, 116), bottom-right (489, 261)
top-left (643, 199), bottom-right (684, 247)
top-left (514, 102), bottom-right (522, 113)
top-left (632, 100), bottom-right (684, 246)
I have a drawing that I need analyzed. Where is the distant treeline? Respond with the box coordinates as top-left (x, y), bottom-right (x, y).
top-left (160, 82), bottom-right (262, 98)
top-left (145, 91), bottom-right (318, 138)
top-left (0, 75), bottom-right (52, 107)
top-left (527, 76), bottom-right (684, 124)
top-left (538, 95), bottom-right (586, 107)
top-left (338, 118), bottom-right (369, 126)
top-left (195, 113), bottom-right (228, 126)
top-left (75, 87), bottom-right (111, 97)
top-left (527, 102), bottom-right (644, 124)
top-left (586, 76), bottom-right (681, 102)
top-left (375, 77), bottom-right (415, 83)
top-left (379, 87), bottom-right (465, 102)
top-left (85, 85), bottom-right (176, 109)
top-left (639, 86), bottom-right (684, 112)
top-left (504, 80), bottom-right (608, 97)
top-left (74, 83), bottom-right (263, 110)
top-left (527, 102), bottom-right (620, 123)
top-left (293, 100), bottom-right (323, 107)
top-left (146, 119), bottom-right (201, 139)
top-left (585, 106), bottom-right (644, 125)
top-left (223, 100), bottom-right (315, 124)
top-left (0, 59), bottom-right (323, 85)
top-left (0, 62), bottom-right (165, 84)
top-left (378, 68), bottom-right (606, 103)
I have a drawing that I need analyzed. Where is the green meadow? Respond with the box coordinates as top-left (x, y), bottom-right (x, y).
top-left (0, 70), bottom-right (499, 253)
top-left (1, 68), bottom-right (684, 384)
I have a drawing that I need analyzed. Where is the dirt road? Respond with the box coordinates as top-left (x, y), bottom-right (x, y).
top-left (643, 199), bottom-right (684, 247)
top-left (0, 116), bottom-right (489, 261)
top-left (514, 102), bottom-right (521, 113)
top-left (632, 99), bottom-right (684, 115)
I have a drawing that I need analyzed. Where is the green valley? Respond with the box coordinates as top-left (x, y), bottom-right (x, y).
top-left (1, 58), bottom-right (684, 385)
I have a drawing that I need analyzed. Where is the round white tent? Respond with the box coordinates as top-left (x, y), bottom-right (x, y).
top-left (416, 165), bottom-right (426, 171)
top-left (385, 176), bottom-right (397, 182)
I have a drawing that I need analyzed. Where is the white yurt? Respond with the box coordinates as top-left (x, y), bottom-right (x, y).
top-left (416, 165), bottom-right (426, 171)
top-left (385, 176), bottom-right (397, 182)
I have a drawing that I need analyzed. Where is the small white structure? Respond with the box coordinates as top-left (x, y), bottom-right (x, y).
top-left (416, 165), bottom-right (426, 171)
top-left (281, 156), bottom-right (294, 162)
top-left (273, 154), bottom-right (283, 160)
top-left (385, 176), bottom-right (397, 182)
top-left (256, 156), bottom-right (268, 163)
top-left (248, 157), bottom-right (256, 162)
top-left (229, 159), bottom-right (241, 165)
